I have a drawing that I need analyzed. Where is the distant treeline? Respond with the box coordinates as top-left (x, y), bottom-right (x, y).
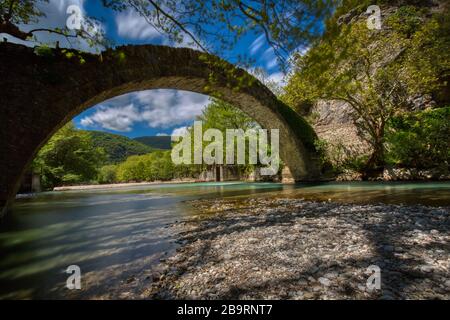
top-left (32, 99), bottom-right (260, 189)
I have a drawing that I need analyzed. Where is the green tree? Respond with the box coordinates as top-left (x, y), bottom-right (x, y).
top-left (197, 99), bottom-right (256, 133)
top-left (0, 0), bottom-right (106, 47)
top-left (196, 99), bottom-right (257, 174)
top-left (1, 0), bottom-right (338, 67)
top-left (88, 131), bottom-right (154, 164)
top-left (97, 164), bottom-right (118, 184)
top-left (283, 5), bottom-right (450, 172)
top-left (385, 107), bottom-right (450, 170)
top-left (113, 150), bottom-right (199, 182)
top-left (191, 98), bottom-right (281, 176)
top-left (32, 122), bottom-right (106, 189)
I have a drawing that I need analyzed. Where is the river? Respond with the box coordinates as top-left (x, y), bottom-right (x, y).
top-left (0, 181), bottom-right (449, 299)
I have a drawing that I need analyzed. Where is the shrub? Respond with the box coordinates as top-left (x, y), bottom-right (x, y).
top-left (385, 107), bottom-right (450, 169)
top-left (97, 165), bottom-right (118, 184)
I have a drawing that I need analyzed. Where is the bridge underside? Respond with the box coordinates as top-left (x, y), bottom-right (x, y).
top-left (0, 43), bottom-right (321, 217)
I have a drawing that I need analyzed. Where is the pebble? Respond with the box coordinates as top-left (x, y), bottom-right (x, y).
top-left (420, 265), bottom-right (434, 273)
top-left (318, 277), bottom-right (331, 286)
top-left (148, 198), bottom-right (450, 300)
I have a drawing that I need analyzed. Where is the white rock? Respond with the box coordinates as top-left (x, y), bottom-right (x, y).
top-left (318, 277), bottom-right (331, 286)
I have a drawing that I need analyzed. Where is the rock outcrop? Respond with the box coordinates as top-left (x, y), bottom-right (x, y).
top-left (308, 0), bottom-right (448, 171)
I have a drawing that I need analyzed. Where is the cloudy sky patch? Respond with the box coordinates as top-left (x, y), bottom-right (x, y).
top-left (77, 90), bottom-right (210, 137)
top-left (1, 2), bottom-right (294, 138)
top-left (116, 10), bottom-right (161, 40)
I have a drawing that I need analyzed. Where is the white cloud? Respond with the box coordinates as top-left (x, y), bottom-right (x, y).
top-left (267, 72), bottom-right (285, 85)
top-left (139, 90), bottom-right (209, 127)
top-left (80, 104), bottom-right (141, 132)
top-left (171, 126), bottom-right (189, 137)
top-left (255, 47), bottom-right (279, 71)
top-left (261, 47), bottom-right (278, 70)
top-left (297, 45), bottom-right (311, 56)
top-left (249, 34), bottom-right (265, 55)
top-left (116, 10), bottom-right (161, 40)
top-left (51, 0), bottom-right (85, 14)
top-left (115, 9), bottom-right (203, 49)
top-left (80, 90), bottom-right (210, 132)
top-left (156, 133), bottom-right (169, 136)
top-left (0, 0), bottom-right (104, 52)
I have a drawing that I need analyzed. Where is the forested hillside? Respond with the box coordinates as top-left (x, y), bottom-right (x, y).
top-left (86, 131), bottom-right (154, 164)
top-left (133, 136), bottom-right (172, 150)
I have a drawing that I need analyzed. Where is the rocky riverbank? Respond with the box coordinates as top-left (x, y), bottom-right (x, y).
top-left (52, 179), bottom-right (198, 191)
top-left (147, 198), bottom-right (450, 300)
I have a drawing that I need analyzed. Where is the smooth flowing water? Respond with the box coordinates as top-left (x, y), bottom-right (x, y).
top-left (0, 181), bottom-right (449, 299)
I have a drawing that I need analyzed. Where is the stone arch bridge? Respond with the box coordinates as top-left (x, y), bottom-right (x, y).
top-left (0, 43), bottom-right (321, 216)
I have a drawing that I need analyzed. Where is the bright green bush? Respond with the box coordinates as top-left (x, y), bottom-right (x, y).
top-left (114, 151), bottom-right (200, 182)
top-left (385, 107), bottom-right (450, 169)
top-left (97, 165), bottom-right (118, 184)
top-left (32, 122), bottom-right (106, 189)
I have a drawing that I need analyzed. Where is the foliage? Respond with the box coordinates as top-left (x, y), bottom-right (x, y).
top-left (197, 99), bottom-right (256, 133)
top-left (0, 0), bottom-right (107, 48)
top-left (1, 0), bottom-right (340, 69)
top-left (194, 98), bottom-right (259, 174)
top-left (97, 165), bottom-right (118, 184)
top-left (0, 0), bottom-right (47, 25)
top-left (87, 131), bottom-right (154, 164)
top-left (133, 136), bottom-right (172, 150)
top-left (32, 122), bottom-right (106, 189)
top-left (114, 151), bottom-right (201, 182)
top-left (101, 0), bottom-right (338, 67)
top-left (385, 107), bottom-right (450, 169)
top-left (283, 4), bottom-right (450, 171)
top-left (314, 139), bottom-right (368, 173)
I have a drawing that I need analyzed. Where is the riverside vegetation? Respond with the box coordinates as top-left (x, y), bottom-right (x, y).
top-left (283, 1), bottom-right (450, 177)
top-left (32, 99), bottom-right (265, 190)
top-left (3, 0), bottom-right (450, 301)
top-left (31, 2), bottom-right (450, 189)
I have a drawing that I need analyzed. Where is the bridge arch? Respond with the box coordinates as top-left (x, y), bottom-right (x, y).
top-left (0, 43), bottom-right (320, 215)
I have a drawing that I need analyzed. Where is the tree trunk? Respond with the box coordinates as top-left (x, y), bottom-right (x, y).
top-left (363, 126), bottom-right (385, 178)
top-left (0, 22), bottom-right (30, 40)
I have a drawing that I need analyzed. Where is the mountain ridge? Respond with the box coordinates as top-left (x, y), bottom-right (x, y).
top-left (83, 130), bottom-right (154, 164)
top-left (133, 136), bottom-right (172, 150)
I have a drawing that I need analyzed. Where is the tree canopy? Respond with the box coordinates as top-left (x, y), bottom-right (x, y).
top-left (283, 4), bottom-right (450, 171)
top-left (32, 122), bottom-right (106, 189)
top-left (1, 0), bottom-right (339, 67)
top-left (87, 130), bottom-right (154, 164)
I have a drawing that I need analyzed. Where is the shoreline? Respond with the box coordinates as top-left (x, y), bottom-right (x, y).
top-left (147, 197), bottom-right (450, 300)
top-left (51, 177), bottom-right (450, 192)
top-left (52, 179), bottom-right (200, 191)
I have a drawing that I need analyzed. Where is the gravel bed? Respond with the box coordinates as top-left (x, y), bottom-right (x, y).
top-left (147, 198), bottom-right (450, 300)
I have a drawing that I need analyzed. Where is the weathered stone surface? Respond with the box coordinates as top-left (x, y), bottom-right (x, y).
top-left (0, 43), bottom-right (321, 216)
top-left (311, 99), bottom-right (371, 166)
top-left (383, 167), bottom-right (450, 181)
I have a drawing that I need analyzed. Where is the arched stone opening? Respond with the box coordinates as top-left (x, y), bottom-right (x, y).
top-left (0, 43), bottom-right (321, 216)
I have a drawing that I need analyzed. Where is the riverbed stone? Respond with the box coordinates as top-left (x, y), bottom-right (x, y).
top-left (318, 277), bottom-right (331, 286)
top-left (147, 198), bottom-right (450, 300)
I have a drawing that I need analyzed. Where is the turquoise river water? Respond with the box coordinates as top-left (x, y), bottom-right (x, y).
top-left (0, 181), bottom-right (449, 299)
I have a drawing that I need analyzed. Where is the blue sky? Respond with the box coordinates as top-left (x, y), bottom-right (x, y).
top-left (2, 0), bottom-right (298, 138)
